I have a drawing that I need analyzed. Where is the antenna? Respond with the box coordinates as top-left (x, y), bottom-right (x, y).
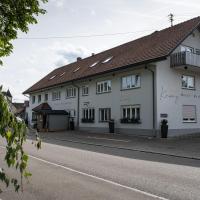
top-left (168, 13), bottom-right (174, 27)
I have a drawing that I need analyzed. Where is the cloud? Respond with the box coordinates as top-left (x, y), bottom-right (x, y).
top-left (50, 0), bottom-right (64, 8)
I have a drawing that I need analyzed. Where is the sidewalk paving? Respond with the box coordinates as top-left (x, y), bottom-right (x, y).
top-left (28, 129), bottom-right (200, 160)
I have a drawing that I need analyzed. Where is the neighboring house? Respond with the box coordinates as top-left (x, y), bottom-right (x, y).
top-left (24, 16), bottom-right (200, 137)
top-left (13, 101), bottom-right (29, 121)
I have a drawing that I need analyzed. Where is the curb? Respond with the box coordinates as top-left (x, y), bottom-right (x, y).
top-left (28, 133), bottom-right (200, 161)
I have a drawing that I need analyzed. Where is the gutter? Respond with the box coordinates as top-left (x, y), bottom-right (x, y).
top-left (145, 65), bottom-right (156, 136)
top-left (71, 82), bottom-right (80, 129)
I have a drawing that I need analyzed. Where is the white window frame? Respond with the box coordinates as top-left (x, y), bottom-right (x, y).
top-left (52, 91), bottom-right (61, 101)
top-left (180, 45), bottom-right (194, 53)
top-left (82, 108), bottom-right (95, 120)
top-left (99, 108), bottom-right (111, 122)
top-left (32, 96), bottom-right (35, 104)
top-left (181, 75), bottom-right (195, 89)
top-left (97, 80), bottom-right (111, 94)
top-left (121, 105), bottom-right (140, 120)
top-left (38, 95), bottom-right (41, 103)
top-left (45, 93), bottom-right (48, 101)
top-left (66, 87), bottom-right (76, 98)
top-left (82, 86), bottom-right (89, 96)
top-left (122, 74), bottom-right (141, 90)
top-left (182, 105), bottom-right (197, 123)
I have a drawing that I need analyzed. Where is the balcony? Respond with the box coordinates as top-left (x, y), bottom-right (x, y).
top-left (171, 51), bottom-right (200, 69)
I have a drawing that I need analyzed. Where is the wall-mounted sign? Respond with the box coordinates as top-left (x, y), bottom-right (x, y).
top-left (160, 113), bottom-right (168, 118)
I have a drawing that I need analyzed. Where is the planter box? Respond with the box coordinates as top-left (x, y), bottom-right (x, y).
top-left (81, 118), bottom-right (94, 123)
top-left (120, 118), bottom-right (141, 124)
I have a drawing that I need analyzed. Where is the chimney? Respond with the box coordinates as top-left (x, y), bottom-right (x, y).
top-left (77, 57), bottom-right (82, 61)
top-left (92, 53), bottom-right (95, 56)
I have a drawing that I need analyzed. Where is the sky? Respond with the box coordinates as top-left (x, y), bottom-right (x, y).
top-left (0, 0), bottom-right (200, 102)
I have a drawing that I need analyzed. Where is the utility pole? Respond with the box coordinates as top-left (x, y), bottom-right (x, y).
top-left (168, 13), bottom-right (174, 27)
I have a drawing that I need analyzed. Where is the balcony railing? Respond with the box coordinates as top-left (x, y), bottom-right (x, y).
top-left (171, 51), bottom-right (200, 68)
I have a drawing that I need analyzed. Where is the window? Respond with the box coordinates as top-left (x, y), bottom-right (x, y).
top-left (102, 56), bottom-right (113, 63)
top-left (90, 61), bottom-right (99, 68)
top-left (82, 86), bottom-right (89, 96)
top-left (45, 93), bottom-right (48, 101)
top-left (32, 112), bottom-right (37, 122)
top-left (196, 49), bottom-right (200, 55)
top-left (182, 105), bottom-right (196, 123)
top-left (66, 88), bottom-right (76, 98)
top-left (38, 95), bottom-right (41, 103)
top-left (82, 108), bottom-right (95, 123)
top-left (32, 96), bottom-right (35, 104)
top-left (181, 75), bottom-right (195, 89)
top-left (49, 75), bottom-right (56, 80)
top-left (52, 91), bottom-right (61, 101)
top-left (180, 45), bottom-right (194, 53)
top-left (73, 67), bottom-right (80, 73)
top-left (121, 105), bottom-right (140, 123)
top-left (60, 72), bottom-right (66, 77)
top-left (97, 80), bottom-right (111, 94)
top-left (122, 75), bottom-right (141, 90)
top-left (99, 108), bottom-right (111, 122)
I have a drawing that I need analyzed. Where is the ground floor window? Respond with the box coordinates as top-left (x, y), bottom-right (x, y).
top-left (121, 105), bottom-right (141, 124)
top-left (82, 108), bottom-right (95, 123)
top-left (99, 108), bottom-right (111, 122)
top-left (182, 105), bottom-right (196, 123)
top-left (32, 112), bottom-right (37, 122)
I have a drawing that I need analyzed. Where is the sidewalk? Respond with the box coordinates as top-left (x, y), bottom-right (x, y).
top-left (28, 129), bottom-right (200, 160)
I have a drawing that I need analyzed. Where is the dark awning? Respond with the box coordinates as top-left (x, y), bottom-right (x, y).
top-left (32, 103), bottom-right (68, 115)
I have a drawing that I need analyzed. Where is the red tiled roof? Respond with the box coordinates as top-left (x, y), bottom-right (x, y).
top-left (24, 17), bottom-right (200, 94)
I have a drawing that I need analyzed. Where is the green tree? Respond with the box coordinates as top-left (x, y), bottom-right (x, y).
top-left (0, 0), bottom-right (47, 192)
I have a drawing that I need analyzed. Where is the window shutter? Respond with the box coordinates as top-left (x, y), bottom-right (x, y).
top-left (182, 105), bottom-right (196, 119)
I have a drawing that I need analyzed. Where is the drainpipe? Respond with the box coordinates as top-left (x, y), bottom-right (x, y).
top-left (72, 82), bottom-right (80, 129)
top-left (145, 65), bottom-right (156, 137)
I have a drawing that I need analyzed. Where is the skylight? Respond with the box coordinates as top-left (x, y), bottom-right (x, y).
top-left (60, 72), bottom-right (66, 77)
top-left (102, 56), bottom-right (113, 63)
top-left (73, 67), bottom-right (80, 73)
top-left (89, 61), bottom-right (99, 68)
top-left (49, 75), bottom-right (56, 80)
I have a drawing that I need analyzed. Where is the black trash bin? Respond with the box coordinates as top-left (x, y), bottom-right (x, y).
top-left (70, 118), bottom-right (75, 130)
top-left (161, 119), bottom-right (168, 138)
top-left (109, 119), bottom-right (115, 133)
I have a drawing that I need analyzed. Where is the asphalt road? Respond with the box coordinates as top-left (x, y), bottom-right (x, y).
top-left (0, 138), bottom-right (200, 200)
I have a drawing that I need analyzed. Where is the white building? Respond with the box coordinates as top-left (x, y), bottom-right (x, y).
top-left (24, 17), bottom-right (200, 137)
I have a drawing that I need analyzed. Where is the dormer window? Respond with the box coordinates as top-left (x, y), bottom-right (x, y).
top-left (60, 72), bottom-right (65, 77)
top-left (89, 61), bottom-right (99, 68)
top-left (49, 75), bottom-right (56, 80)
top-left (73, 67), bottom-right (80, 73)
top-left (102, 56), bottom-right (113, 64)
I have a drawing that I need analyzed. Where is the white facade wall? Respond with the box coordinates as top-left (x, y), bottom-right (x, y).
top-left (156, 29), bottom-right (200, 136)
top-left (28, 66), bottom-right (154, 136)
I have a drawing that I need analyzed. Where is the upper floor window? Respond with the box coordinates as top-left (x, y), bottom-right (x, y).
top-left (45, 93), bottom-right (48, 101)
top-left (99, 108), bottom-right (111, 122)
top-left (122, 74), bottom-right (141, 90)
top-left (180, 45), bottom-right (194, 53)
top-left (82, 86), bottom-right (89, 96)
top-left (66, 87), bottom-right (76, 98)
top-left (97, 80), bottom-right (111, 94)
top-left (32, 96), bottom-right (35, 104)
top-left (38, 95), bottom-right (41, 103)
top-left (52, 91), bottom-right (61, 101)
top-left (182, 75), bottom-right (195, 89)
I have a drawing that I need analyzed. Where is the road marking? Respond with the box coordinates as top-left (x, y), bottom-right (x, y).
top-left (87, 136), bottom-right (130, 142)
top-left (0, 145), bottom-right (169, 200)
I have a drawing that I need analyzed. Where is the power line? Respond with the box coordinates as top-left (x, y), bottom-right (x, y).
top-left (17, 29), bottom-right (155, 40)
